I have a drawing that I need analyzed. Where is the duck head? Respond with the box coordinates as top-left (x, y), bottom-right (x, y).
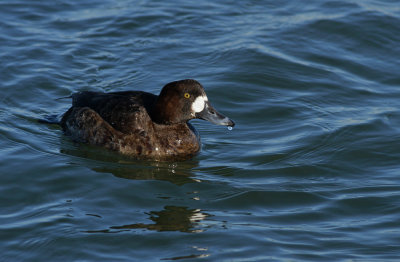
top-left (152, 79), bottom-right (235, 127)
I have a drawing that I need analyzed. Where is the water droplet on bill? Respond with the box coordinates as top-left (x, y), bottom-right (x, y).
top-left (227, 126), bottom-right (233, 131)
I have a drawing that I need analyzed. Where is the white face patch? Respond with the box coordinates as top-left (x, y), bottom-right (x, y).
top-left (191, 95), bottom-right (208, 113)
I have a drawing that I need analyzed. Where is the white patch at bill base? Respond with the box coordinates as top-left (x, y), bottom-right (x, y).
top-left (192, 95), bottom-right (207, 113)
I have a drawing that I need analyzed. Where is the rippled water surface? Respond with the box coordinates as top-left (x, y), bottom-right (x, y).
top-left (1, 0), bottom-right (400, 261)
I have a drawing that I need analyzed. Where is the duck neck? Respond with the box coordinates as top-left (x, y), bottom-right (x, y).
top-left (151, 97), bottom-right (180, 125)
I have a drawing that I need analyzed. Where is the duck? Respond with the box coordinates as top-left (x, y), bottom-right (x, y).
top-left (60, 79), bottom-right (235, 161)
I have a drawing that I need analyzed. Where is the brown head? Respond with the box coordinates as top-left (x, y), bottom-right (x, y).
top-left (151, 79), bottom-right (235, 127)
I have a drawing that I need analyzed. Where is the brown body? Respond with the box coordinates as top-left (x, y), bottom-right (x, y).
top-left (61, 91), bottom-right (200, 160)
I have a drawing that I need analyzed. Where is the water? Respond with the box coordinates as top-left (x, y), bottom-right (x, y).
top-left (1, 0), bottom-right (400, 261)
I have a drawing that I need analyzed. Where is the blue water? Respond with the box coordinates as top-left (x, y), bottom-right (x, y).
top-left (1, 0), bottom-right (400, 261)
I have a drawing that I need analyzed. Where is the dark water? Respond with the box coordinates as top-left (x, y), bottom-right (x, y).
top-left (1, 0), bottom-right (400, 261)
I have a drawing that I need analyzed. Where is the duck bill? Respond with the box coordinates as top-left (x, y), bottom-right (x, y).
top-left (196, 102), bottom-right (235, 127)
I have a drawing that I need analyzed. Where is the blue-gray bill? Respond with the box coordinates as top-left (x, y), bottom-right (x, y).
top-left (196, 102), bottom-right (235, 127)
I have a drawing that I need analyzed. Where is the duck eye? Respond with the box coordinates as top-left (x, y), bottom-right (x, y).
top-left (184, 93), bottom-right (191, 99)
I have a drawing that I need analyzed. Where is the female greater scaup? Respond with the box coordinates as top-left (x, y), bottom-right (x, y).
top-left (61, 79), bottom-right (235, 160)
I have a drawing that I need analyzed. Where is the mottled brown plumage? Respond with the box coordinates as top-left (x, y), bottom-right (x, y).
top-left (61, 79), bottom-right (234, 161)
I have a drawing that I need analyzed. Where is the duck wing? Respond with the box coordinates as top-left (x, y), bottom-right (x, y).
top-left (69, 91), bottom-right (158, 134)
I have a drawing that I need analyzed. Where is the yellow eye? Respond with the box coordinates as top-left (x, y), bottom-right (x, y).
top-left (184, 93), bottom-right (191, 99)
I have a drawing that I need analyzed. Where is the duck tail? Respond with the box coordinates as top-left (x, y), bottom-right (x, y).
top-left (37, 114), bottom-right (61, 125)
top-left (55, 95), bottom-right (72, 101)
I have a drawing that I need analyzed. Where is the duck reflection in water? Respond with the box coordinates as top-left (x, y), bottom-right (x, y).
top-left (92, 161), bottom-right (201, 185)
top-left (85, 206), bottom-right (210, 233)
top-left (60, 143), bottom-right (202, 185)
